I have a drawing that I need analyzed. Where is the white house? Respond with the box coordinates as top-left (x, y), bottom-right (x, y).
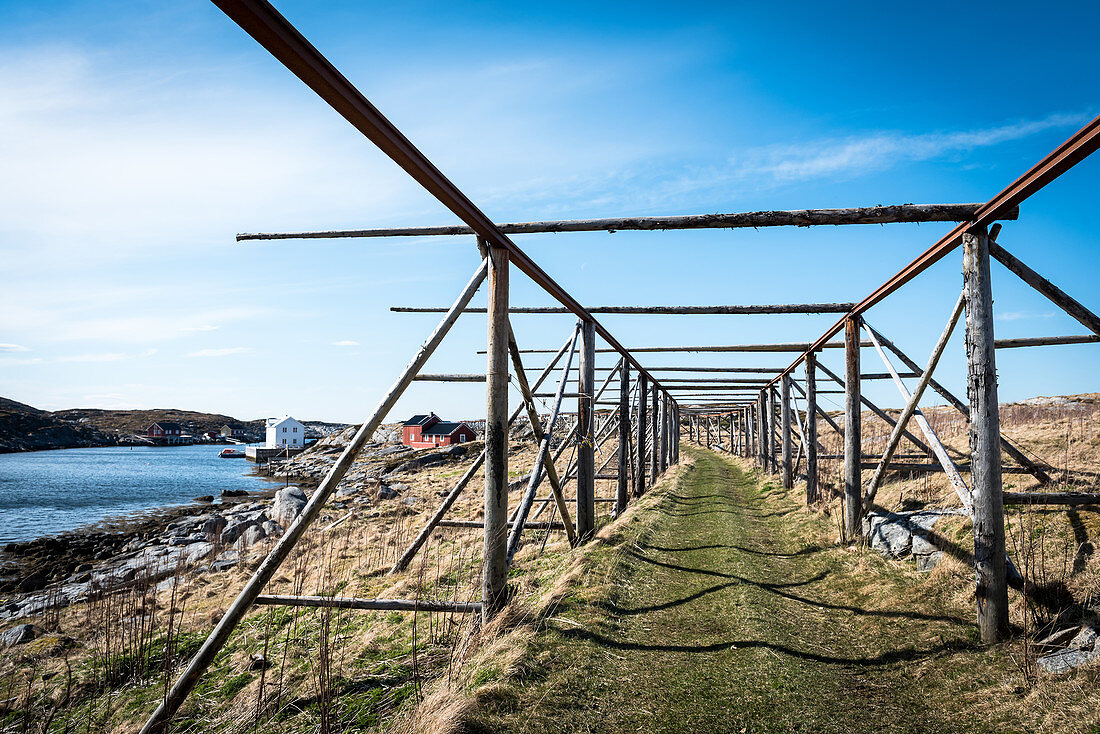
top-left (266, 415), bottom-right (306, 448)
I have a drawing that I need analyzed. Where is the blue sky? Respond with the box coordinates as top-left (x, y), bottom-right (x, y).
top-left (1, 1), bottom-right (1098, 423)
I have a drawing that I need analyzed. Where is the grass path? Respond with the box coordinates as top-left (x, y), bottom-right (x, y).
top-left (465, 446), bottom-right (1049, 734)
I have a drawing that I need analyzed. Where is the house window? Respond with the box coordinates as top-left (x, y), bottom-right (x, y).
top-left (293, 427), bottom-right (297, 433)
top-left (283, 427), bottom-right (287, 433)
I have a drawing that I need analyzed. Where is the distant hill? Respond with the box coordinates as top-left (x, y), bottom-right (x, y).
top-left (0, 399), bottom-right (115, 453)
top-left (0, 397), bottom-right (349, 453)
top-left (50, 407), bottom-right (264, 437)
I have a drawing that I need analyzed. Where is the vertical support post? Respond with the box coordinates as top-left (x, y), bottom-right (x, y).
top-left (649, 384), bottom-right (659, 484)
top-left (844, 315), bottom-right (862, 540)
top-left (483, 244), bottom-right (510, 618)
top-left (635, 372), bottom-right (648, 496)
top-left (741, 408), bottom-right (748, 457)
top-left (616, 360), bottom-right (630, 515)
top-left (658, 394), bottom-right (668, 473)
top-left (576, 320), bottom-right (597, 541)
top-left (716, 410), bottom-right (723, 449)
top-left (964, 226), bottom-right (1008, 642)
top-left (673, 404), bottom-right (679, 463)
top-left (756, 393), bottom-right (766, 468)
top-left (806, 354), bottom-right (818, 504)
top-left (781, 375), bottom-right (792, 489)
top-left (767, 388), bottom-right (777, 472)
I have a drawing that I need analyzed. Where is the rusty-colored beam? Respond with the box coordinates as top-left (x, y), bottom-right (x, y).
top-left (769, 113), bottom-right (1100, 387)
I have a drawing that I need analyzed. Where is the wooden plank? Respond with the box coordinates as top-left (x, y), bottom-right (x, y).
top-left (806, 354), bottom-right (818, 503)
top-left (650, 383), bottom-right (660, 484)
top-left (576, 320), bottom-right (597, 540)
top-left (496, 341), bottom-right (869, 354)
top-left (864, 322), bottom-right (974, 514)
top-left (964, 226), bottom-right (1009, 643)
top-left (1002, 491), bottom-right (1100, 505)
top-left (814, 360), bottom-right (934, 456)
top-left (240, 203), bottom-right (1015, 240)
top-left (863, 293), bottom-right (966, 513)
top-left (844, 316), bottom-right (862, 539)
top-left (413, 373), bottom-right (486, 382)
top-left (988, 227), bottom-right (1100, 337)
top-left (483, 244), bottom-right (511, 617)
top-left (781, 375), bottom-right (792, 489)
top-left (393, 303), bottom-right (857, 314)
top-left (505, 324), bottom-right (579, 564)
top-left (866, 325), bottom-right (1052, 485)
top-left (440, 520), bottom-right (567, 530)
top-left (616, 361), bottom-right (631, 515)
top-left (255, 595), bottom-right (481, 613)
top-left (994, 334), bottom-right (1100, 348)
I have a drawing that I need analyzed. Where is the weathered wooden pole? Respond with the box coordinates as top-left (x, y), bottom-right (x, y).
top-left (616, 360), bottom-right (630, 515)
top-left (781, 375), bottom-right (792, 489)
top-left (658, 394), bottom-right (668, 474)
top-left (635, 372), bottom-right (648, 496)
top-left (767, 387), bottom-right (778, 472)
top-left (650, 384), bottom-right (660, 483)
top-left (964, 226), bottom-right (1009, 642)
top-left (576, 320), bottom-right (597, 541)
top-left (758, 394), bottom-right (767, 468)
top-left (843, 316), bottom-right (862, 539)
top-left (484, 245), bottom-right (510, 617)
top-left (805, 353), bottom-right (819, 504)
top-left (742, 407), bottom-right (749, 457)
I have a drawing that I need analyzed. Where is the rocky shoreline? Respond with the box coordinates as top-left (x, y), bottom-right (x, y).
top-left (0, 432), bottom-right (480, 623)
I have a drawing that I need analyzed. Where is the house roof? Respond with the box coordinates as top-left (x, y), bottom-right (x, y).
top-left (422, 421), bottom-right (469, 436)
top-left (403, 413), bottom-right (437, 426)
top-left (151, 422), bottom-right (182, 431)
top-left (267, 415), bottom-right (302, 427)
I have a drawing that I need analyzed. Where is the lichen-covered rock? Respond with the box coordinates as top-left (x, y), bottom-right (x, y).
top-left (271, 486), bottom-right (308, 527)
top-left (1, 623), bottom-right (40, 648)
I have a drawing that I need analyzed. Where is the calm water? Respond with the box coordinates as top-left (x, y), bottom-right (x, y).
top-left (0, 445), bottom-right (276, 544)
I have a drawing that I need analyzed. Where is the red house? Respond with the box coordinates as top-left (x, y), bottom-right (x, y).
top-left (401, 413), bottom-right (475, 448)
top-left (146, 422), bottom-right (190, 445)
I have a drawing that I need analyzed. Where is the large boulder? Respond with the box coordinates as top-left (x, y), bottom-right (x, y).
top-left (1, 624), bottom-right (40, 648)
top-left (271, 486), bottom-right (308, 527)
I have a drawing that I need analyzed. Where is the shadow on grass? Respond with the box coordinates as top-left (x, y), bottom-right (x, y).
top-left (552, 625), bottom-right (978, 667)
top-left (623, 549), bottom-right (969, 625)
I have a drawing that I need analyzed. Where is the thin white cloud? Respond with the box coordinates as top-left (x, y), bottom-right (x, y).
top-left (0, 343), bottom-right (30, 352)
top-left (332, 340), bottom-right (360, 347)
top-left (996, 311), bottom-right (1058, 322)
top-left (187, 347), bottom-right (250, 358)
top-left (181, 325), bottom-right (219, 332)
top-left (58, 349), bottom-right (157, 363)
top-left (729, 112), bottom-right (1091, 185)
top-left (0, 357), bottom-right (43, 366)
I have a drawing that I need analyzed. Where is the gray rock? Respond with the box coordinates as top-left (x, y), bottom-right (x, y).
top-left (261, 520), bottom-right (283, 537)
top-left (184, 542), bottom-right (216, 564)
top-left (202, 514), bottom-right (228, 539)
top-left (399, 496), bottom-right (420, 507)
top-left (914, 552), bottom-right (942, 572)
top-left (234, 525), bottom-right (267, 550)
top-left (1, 624), bottom-right (40, 648)
top-left (271, 487), bottom-right (308, 527)
top-left (387, 482), bottom-right (409, 492)
top-left (1038, 646), bottom-right (1100, 675)
top-left (221, 519), bottom-right (256, 545)
top-left (377, 485), bottom-right (400, 500)
top-left (1068, 626), bottom-right (1098, 651)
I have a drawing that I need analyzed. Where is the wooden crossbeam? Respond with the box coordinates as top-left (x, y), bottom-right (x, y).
top-left (239, 203), bottom-right (1015, 241)
top-left (255, 595), bottom-right (481, 613)
top-left (394, 303), bottom-right (855, 315)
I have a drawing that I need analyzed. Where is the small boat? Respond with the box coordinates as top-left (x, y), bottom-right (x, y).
top-left (219, 448), bottom-right (246, 459)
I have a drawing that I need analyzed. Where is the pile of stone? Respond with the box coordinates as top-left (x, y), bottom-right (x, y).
top-left (1036, 625), bottom-right (1100, 675)
top-left (863, 509), bottom-right (967, 571)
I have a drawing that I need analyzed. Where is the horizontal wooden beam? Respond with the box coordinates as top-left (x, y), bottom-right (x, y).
top-left (239, 203), bottom-right (1016, 241)
top-left (394, 304), bottom-right (856, 315)
top-left (254, 595), bottom-right (481, 613)
top-left (495, 341), bottom-right (868, 355)
top-left (413, 373), bottom-right (486, 382)
top-left (994, 335), bottom-right (1100, 348)
top-left (437, 520), bottom-right (568, 530)
top-left (1002, 491), bottom-right (1100, 506)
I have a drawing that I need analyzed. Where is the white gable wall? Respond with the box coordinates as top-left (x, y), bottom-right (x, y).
top-left (266, 416), bottom-right (306, 448)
